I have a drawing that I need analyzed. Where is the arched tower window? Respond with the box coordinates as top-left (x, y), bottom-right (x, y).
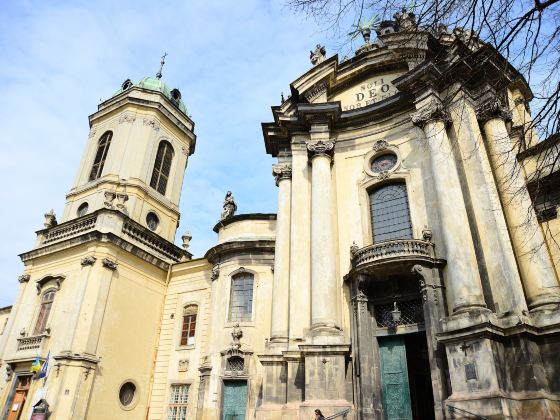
top-left (180, 305), bottom-right (197, 346)
top-left (229, 272), bottom-right (254, 322)
top-left (33, 289), bottom-right (56, 335)
top-left (150, 141), bottom-right (174, 195)
top-left (89, 131), bottom-right (113, 181)
top-left (369, 182), bottom-right (413, 242)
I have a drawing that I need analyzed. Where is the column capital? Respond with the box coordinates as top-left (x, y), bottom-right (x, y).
top-left (306, 140), bottom-right (334, 159)
top-left (411, 100), bottom-right (451, 128)
top-left (476, 98), bottom-right (512, 123)
top-left (272, 164), bottom-right (292, 186)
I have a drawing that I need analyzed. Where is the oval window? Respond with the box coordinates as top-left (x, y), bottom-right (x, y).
top-left (371, 153), bottom-right (397, 173)
top-left (77, 202), bottom-right (89, 217)
top-left (119, 382), bottom-right (136, 407)
top-left (146, 212), bottom-right (159, 231)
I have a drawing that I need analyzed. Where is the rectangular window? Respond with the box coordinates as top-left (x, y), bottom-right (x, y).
top-left (167, 384), bottom-right (189, 420)
top-left (180, 313), bottom-right (197, 346)
top-left (229, 274), bottom-right (254, 322)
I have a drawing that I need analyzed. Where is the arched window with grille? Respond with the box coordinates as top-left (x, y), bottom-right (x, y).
top-left (150, 141), bottom-right (174, 195)
top-left (369, 182), bottom-right (413, 242)
top-left (180, 305), bottom-right (197, 346)
top-left (229, 273), bottom-right (254, 322)
top-left (33, 289), bottom-right (56, 335)
top-left (89, 131), bottom-right (112, 181)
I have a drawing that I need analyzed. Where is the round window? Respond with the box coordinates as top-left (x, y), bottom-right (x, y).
top-left (146, 212), bottom-right (159, 231)
top-left (371, 153), bottom-right (398, 173)
top-left (119, 382), bottom-right (136, 407)
top-left (77, 202), bottom-right (89, 217)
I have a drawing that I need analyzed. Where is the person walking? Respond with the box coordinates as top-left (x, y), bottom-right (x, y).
top-left (315, 409), bottom-right (326, 420)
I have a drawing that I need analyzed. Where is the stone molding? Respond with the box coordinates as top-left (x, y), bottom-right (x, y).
top-left (372, 139), bottom-right (389, 152)
top-left (476, 98), bottom-right (513, 123)
top-left (102, 258), bottom-right (118, 270)
top-left (118, 113), bottom-right (136, 124)
top-left (411, 100), bottom-right (451, 128)
top-left (143, 117), bottom-right (160, 131)
top-left (306, 140), bottom-right (335, 159)
top-left (18, 274), bottom-right (30, 283)
top-left (80, 256), bottom-right (97, 267)
top-left (272, 164), bottom-right (292, 186)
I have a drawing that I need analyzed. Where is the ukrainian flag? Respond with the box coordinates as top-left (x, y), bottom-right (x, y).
top-left (30, 356), bottom-right (41, 373)
top-left (38, 352), bottom-right (50, 379)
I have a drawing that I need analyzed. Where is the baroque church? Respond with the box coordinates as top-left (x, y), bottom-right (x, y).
top-left (1, 10), bottom-right (560, 420)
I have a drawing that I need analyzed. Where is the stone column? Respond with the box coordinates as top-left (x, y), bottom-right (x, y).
top-left (412, 265), bottom-right (448, 420)
top-left (478, 102), bottom-right (560, 310)
top-left (412, 100), bottom-right (487, 314)
top-left (287, 144), bottom-right (312, 345)
top-left (307, 136), bottom-right (339, 333)
top-left (270, 164), bottom-right (292, 343)
top-left (449, 96), bottom-right (527, 314)
top-left (351, 274), bottom-right (382, 420)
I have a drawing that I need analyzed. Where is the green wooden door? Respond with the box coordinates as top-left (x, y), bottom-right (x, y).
top-left (379, 337), bottom-right (413, 420)
top-left (222, 380), bottom-right (248, 420)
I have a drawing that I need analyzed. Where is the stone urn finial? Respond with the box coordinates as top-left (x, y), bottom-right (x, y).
top-left (44, 209), bottom-right (57, 229)
top-left (182, 231), bottom-right (192, 250)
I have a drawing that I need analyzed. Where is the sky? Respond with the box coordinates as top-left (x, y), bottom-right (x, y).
top-left (0, 0), bottom-right (335, 305)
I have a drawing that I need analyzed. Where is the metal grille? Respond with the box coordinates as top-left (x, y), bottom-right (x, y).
top-left (167, 384), bottom-right (188, 420)
top-left (227, 356), bottom-right (245, 372)
top-left (150, 141), bottom-right (174, 195)
top-left (374, 299), bottom-right (424, 327)
top-left (370, 182), bottom-right (413, 242)
top-left (229, 273), bottom-right (254, 322)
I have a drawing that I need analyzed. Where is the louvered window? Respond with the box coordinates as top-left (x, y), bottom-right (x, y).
top-left (33, 290), bottom-right (56, 335)
top-left (369, 182), bottom-right (413, 242)
top-left (167, 384), bottom-right (189, 420)
top-left (89, 131), bottom-right (112, 181)
top-left (229, 273), bottom-right (254, 322)
top-left (180, 305), bottom-right (197, 346)
top-left (150, 141), bottom-right (174, 195)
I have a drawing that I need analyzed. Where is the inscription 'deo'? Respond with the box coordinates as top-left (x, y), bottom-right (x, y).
top-left (340, 77), bottom-right (398, 111)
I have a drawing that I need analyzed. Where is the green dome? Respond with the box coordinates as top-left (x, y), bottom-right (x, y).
top-left (112, 77), bottom-right (188, 115)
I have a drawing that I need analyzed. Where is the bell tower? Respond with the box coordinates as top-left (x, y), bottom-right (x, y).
top-left (61, 58), bottom-right (196, 242)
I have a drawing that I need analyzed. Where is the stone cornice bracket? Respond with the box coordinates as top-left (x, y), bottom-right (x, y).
top-left (81, 256), bottom-right (97, 267)
top-left (101, 258), bottom-right (118, 270)
top-left (411, 100), bottom-right (451, 128)
top-left (306, 140), bottom-right (335, 159)
top-left (210, 264), bottom-right (220, 281)
top-left (272, 164), bottom-right (292, 186)
top-left (18, 274), bottom-right (30, 283)
top-left (476, 98), bottom-right (513, 123)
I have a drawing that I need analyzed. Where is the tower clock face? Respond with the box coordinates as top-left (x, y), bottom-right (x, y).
top-left (371, 153), bottom-right (397, 173)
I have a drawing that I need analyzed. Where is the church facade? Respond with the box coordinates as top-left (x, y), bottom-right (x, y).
top-left (1, 11), bottom-right (560, 420)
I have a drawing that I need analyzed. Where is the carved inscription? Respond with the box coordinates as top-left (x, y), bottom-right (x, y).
top-left (333, 75), bottom-right (400, 111)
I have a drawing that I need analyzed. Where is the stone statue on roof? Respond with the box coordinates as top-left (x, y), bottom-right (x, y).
top-left (310, 44), bottom-right (326, 65)
top-left (221, 191), bottom-right (237, 220)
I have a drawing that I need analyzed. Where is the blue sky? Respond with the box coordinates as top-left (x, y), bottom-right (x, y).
top-left (0, 0), bottom-right (334, 305)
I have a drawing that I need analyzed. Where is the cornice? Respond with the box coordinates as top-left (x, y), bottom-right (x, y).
top-left (204, 239), bottom-right (276, 265)
top-left (212, 213), bottom-right (277, 233)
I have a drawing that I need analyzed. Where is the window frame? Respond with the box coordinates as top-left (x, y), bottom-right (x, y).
top-left (227, 271), bottom-right (255, 323)
top-left (89, 131), bottom-right (113, 181)
top-left (368, 181), bottom-right (413, 243)
top-left (150, 140), bottom-right (174, 196)
top-left (33, 289), bottom-right (56, 336)
top-left (167, 383), bottom-right (189, 420)
top-left (179, 305), bottom-right (198, 347)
